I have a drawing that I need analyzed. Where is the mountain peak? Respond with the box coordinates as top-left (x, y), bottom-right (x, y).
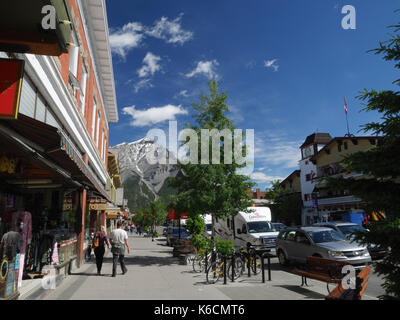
top-left (128, 137), bottom-right (155, 145)
top-left (109, 136), bottom-right (181, 211)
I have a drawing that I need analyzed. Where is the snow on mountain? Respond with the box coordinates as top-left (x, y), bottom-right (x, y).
top-left (109, 138), bottom-right (181, 201)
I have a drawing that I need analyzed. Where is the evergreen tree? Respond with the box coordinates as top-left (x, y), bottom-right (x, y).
top-left (327, 13), bottom-right (400, 299)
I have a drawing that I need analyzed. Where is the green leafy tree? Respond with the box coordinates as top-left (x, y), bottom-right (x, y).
top-left (191, 234), bottom-right (212, 251)
top-left (265, 180), bottom-right (284, 201)
top-left (186, 214), bottom-right (206, 236)
top-left (265, 180), bottom-right (302, 225)
top-left (133, 198), bottom-right (167, 236)
top-left (147, 198), bottom-right (167, 227)
top-left (327, 13), bottom-right (400, 300)
top-left (132, 207), bottom-right (146, 228)
top-left (215, 238), bottom-right (235, 256)
top-left (169, 80), bottom-right (254, 247)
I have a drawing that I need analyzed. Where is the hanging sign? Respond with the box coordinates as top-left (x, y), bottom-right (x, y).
top-left (89, 197), bottom-right (107, 211)
top-left (63, 196), bottom-right (72, 211)
top-left (0, 59), bottom-right (24, 119)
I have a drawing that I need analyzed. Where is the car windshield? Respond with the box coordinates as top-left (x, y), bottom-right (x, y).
top-left (205, 224), bottom-right (212, 231)
top-left (337, 224), bottom-right (366, 235)
top-left (247, 222), bottom-right (276, 233)
top-left (307, 229), bottom-right (347, 243)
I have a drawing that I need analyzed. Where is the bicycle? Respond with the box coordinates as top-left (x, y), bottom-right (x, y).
top-left (192, 248), bottom-right (212, 273)
top-left (206, 251), bottom-right (243, 284)
top-left (235, 246), bottom-right (262, 275)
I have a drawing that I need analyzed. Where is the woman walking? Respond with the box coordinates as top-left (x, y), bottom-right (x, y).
top-left (93, 226), bottom-right (110, 275)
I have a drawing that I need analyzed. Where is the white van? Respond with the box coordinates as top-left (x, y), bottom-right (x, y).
top-left (202, 214), bottom-right (212, 238)
top-left (214, 207), bottom-right (279, 253)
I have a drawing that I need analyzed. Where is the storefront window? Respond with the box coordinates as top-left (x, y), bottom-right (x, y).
top-left (0, 189), bottom-right (79, 294)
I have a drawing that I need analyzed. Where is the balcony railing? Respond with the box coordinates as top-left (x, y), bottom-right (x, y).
top-left (317, 195), bottom-right (361, 206)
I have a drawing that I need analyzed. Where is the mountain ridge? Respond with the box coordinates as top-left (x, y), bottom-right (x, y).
top-left (109, 138), bottom-right (180, 212)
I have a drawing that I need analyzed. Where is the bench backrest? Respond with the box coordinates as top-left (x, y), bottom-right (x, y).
top-left (356, 266), bottom-right (371, 299)
top-left (326, 265), bottom-right (371, 300)
top-left (306, 256), bottom-right (350, 279)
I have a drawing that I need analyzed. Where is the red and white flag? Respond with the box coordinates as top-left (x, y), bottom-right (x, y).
top-left (344, 97), bottom-right (348, 115)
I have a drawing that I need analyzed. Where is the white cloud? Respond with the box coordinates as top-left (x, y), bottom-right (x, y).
top-left (185, 60), bottom-right (219, 79)
top-left (109, 22), bottom-right (144, 59)
top-left (250, 172), bottom-right (285, 183)
top-left (177, 90), bottom-right (190, 97)
top-left (109, 14), bottom-right (192, 59)
top-left (254, 132), bottom-right (301, 169)
top-left (137, 52), bottom-right (162, 78)
top-left (146, 13), bottom-right (193, 45)
top-left (264, 59), bottom-right (279, 72)
top-left (134, 78), bottom-right (154, 93)
top-left (122, 104), bottom-right (188, 127)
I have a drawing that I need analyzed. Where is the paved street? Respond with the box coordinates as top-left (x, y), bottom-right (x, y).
top-left (40, 233), bottom-right (384, 300)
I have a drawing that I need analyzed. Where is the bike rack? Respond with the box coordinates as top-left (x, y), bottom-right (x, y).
top-left (202, 244), bottom-right (274, 285)
top-left (261, 252), bottom-right (272, 282)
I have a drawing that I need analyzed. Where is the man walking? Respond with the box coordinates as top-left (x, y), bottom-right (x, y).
top-left (110, 221), bottom-right (130, 277)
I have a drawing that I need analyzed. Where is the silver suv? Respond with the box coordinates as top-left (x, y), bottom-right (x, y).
top-left (313, 221), bottom-right (388, 260)
top-left (276, 226), bottom-right (371, 269)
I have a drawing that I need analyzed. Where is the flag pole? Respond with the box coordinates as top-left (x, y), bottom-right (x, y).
top-left (344, 97), bottom-right (351, 137)
top-left (346, 112), bottom-right (350, 136)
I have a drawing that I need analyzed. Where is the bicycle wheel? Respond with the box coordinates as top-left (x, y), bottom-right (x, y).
top-left (193, 254), bottom-right (205, 273)
top-left (206, 261), bottom-right (223, 284)
top-left (251, 254), bottom-right (262, 275)
top-left (228, 257), bottom-right (243, 280)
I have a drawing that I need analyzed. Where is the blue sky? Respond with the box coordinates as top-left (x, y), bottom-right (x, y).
top-left (106, 0), bottom-right (400, 191)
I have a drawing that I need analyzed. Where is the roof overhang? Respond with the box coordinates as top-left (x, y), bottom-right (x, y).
top-left (0, 0), bottom-right (72, 56)
top-left (0, 114), bottom-right (110, 201)
top-left (79, 0), bottom-right (118, 123)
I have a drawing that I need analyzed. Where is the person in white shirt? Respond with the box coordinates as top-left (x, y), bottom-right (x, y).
top-left (110, 221), bottom-right (130, 277)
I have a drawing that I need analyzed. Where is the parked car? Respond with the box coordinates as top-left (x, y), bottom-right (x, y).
top-left (272, 223), bottom-right (287, 232)
top-left (164, 225), bottom-right (176, 236)
top-left (276, 226), bottom-right (371, 270)
top-left (313, 221), bottom-right (388, 260)
top-left (166, 227), bottom-right (191, 246)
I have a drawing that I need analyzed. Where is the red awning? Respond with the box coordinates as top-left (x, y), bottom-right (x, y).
top-left (0, 114), bottom-right (110, 201)
top-left (167, 208), bottom-right (188, 220)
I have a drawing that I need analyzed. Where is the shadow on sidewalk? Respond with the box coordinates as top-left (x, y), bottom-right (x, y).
top-left (101, 255), bottom-right (180, 267)
top-left (274, 285), bottom-right (325, 299)
top-left (68, 272), bottom-right (100, 277)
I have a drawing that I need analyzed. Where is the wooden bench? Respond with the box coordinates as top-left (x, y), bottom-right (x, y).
top-left (292, 256), bottom-right (350, 293)
top-left (325, 265), bottom-right (371, 300)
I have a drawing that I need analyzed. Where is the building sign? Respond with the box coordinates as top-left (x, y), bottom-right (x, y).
top-left (0, 155), bottom-right (18, 174)
top-left (0, 59), bottom-right (24, 119)
top-left (89, 197), bottom-right (107, 211)
top-left (63, 195), bottom-right (72, 211)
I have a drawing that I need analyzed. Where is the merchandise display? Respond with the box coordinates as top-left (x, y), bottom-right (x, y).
top-left (0, 190), bottom-right (78, 299)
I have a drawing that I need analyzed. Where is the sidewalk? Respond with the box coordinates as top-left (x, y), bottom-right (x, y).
top-left (36, 234), bottom-right (377, 300)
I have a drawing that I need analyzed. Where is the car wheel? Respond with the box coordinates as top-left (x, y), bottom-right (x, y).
top-left (278, 250), bottom-right (289, 266)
